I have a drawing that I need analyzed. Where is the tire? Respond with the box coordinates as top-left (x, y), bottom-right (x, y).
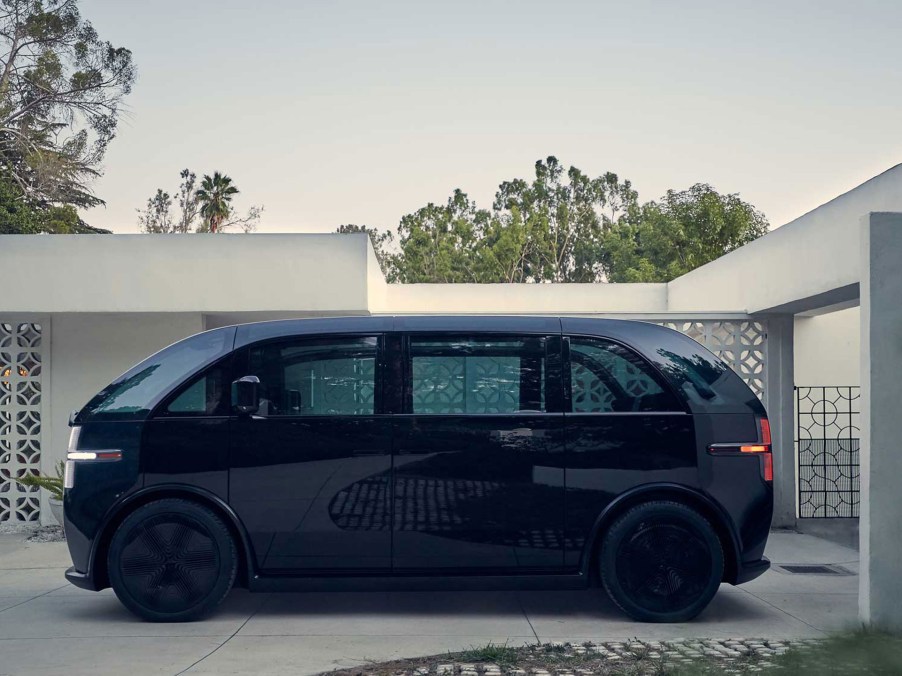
top-left (599, 501), bottom-right (724, 623)
top-left (107, 498), bottom-right (237, 622)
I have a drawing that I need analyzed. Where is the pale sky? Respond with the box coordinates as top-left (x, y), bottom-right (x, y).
top-left (78, 0), bottom-right (902, 234)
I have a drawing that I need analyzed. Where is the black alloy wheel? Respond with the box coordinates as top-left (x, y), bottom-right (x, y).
top-left (107, 498), bottom-right (237, 622)
top-left (600, 501), bottom-right (724, 623)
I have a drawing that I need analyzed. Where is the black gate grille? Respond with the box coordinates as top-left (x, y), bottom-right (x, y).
top-left (796, 386), bottom-right (860, 518)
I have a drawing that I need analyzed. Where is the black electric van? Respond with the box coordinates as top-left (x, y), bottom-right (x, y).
top-left (63, 316), bottom-right (773, 623)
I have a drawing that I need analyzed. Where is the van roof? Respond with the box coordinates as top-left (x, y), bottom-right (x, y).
top-left (232, 314), bottom-right (669, 347)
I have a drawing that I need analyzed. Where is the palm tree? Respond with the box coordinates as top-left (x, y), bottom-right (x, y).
top-left (195, 172), bottom-right (239, 233)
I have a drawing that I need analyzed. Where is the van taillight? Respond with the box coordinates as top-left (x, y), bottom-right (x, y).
top-left (756, 417), bottom-right (773, 482)
top-left (708, 416), bottom-right (773, 483)
top-left (761, 452), bottom-right (773, 483)
top-left (760, 417), bottom-right (772, 445)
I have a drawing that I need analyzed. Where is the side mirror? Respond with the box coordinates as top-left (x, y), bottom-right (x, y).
top-left (231, 375), bottom-right (260, 414)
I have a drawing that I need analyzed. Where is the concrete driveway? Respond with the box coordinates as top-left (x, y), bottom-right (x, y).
top-left (0, 530), bottom-right (859, 676)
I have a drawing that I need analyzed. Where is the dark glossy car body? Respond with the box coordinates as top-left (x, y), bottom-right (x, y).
top-left (63, 316), bottom-right (772, 617)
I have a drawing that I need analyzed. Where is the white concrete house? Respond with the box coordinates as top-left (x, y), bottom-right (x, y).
top-left (2, 164), bottom-right (902, 626)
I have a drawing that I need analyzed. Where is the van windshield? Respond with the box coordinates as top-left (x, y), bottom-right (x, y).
top-left (75, 327), bottom-right (236, 423)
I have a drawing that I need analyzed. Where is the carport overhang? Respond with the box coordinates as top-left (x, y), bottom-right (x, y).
top-left (755, 283), bottom-right (859, 317)
top-left (671, 191), bottom-right (902, 628)
top-left (645, 166), bottom-right (902, 629)
top-left (667, 165), bottom-right (902, 317)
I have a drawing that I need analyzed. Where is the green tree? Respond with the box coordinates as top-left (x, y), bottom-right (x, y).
top-left (335, 224), bottom-right (396, 280)
top-left (0, 172), bottom-right (38, 232)
top-left (490, 157), bottom-right (637, 282)
top-left (601, 183), bottom-right (769, 282)
top-left (176, 169), bottom-right (199, 232)
top-left (137, 171), bottom-right (201, 234)
top-left (39, 203), bottom-right (83, 232)
top-left (136, 188), bottom-right (174, 233)
top-left (195, 172), bottom-right (238, 233)
top-left (0, 171), bottom-right (105, 232)
top-left (386, 157), bottom-right (638, 283)
top-left (141, 170), bottom-right (260, 233)
top-left (330, 159), bottom-right (767, 284)
top-left (0, 0), bottom-right (135, 207)
top-left (391, 189), bottom-right (492, 283)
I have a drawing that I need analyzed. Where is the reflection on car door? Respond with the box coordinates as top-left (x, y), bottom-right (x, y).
top-left (229, 335), bottom-right (393, 572)
top-left (391, 333), bottom-right (566, 572)
top-left (562, 335), bottom-right (695, 568)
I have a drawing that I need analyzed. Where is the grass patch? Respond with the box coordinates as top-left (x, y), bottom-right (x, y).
top-left (770, 629), bottom-right (902, 675)
top-left (455, 642), bottom-right (521, 666)
top-left (322, 630), bottom-right (902, 675)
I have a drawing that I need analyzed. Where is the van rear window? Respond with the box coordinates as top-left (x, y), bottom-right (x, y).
top-left (569, 338), bottom-right (682, 412)
top-left (650, 332), bottom-right (764, 413)
top-left (76, 327), bottom-right (235, 422)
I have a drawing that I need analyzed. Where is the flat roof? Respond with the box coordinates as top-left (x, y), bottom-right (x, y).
top-left (3, 165), bottom-right (901, 318)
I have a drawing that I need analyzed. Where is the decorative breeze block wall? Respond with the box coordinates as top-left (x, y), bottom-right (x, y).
top-left (0, 322), bottom-right (44, 523)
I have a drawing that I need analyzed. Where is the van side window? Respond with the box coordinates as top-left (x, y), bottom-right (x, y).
top-left (569, 338), bottom-right (681, 413)
top-left (248, 337), bottom-right (377, 416)
top-left (410, 336), bottom-right (545, 414)
top-left (164, 365), bottom-right (228, 416)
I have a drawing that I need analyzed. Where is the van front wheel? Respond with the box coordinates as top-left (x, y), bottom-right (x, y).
top-left (107, 498), bottom-right (237, 622)
top-left (600, 501), bottom-right (723, 623)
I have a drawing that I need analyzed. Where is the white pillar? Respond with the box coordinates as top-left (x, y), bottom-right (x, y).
top-left (763, 315), bottom-right (796, 528)
top-left (860, 212), bottom-right (902, 628)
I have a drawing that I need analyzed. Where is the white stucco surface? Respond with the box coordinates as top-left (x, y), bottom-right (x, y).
top-left (379, 282), bottom-right (669, 315)
top-left (366, 241), bottom-right (388, 312)
top-left (0, 233), bottom-right (372, 314)
top-left (859, 213), bottom-right (902, 628)
top-left (794, 307), bottom-right (861, 386)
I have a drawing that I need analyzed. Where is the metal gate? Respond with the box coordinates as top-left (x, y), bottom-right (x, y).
top-left (796, 386), bottom-right (860, 518)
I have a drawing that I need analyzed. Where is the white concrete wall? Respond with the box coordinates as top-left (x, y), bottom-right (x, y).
top-left (380, 283), bottom-right (669, 315)
top-left (0, 233), bottom-right (371, 314)
top-left (794, 307), bottom-right (861, 385)
top-left (669, 165), bottom-right (902, 314)
top-left (366, 239), bottom-right (389, 314)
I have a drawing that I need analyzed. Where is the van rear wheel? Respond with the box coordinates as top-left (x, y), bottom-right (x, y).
top-left (600, 501), bottom-right (723, 623)
top-left (107, 498), bottom-right (237, 622)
